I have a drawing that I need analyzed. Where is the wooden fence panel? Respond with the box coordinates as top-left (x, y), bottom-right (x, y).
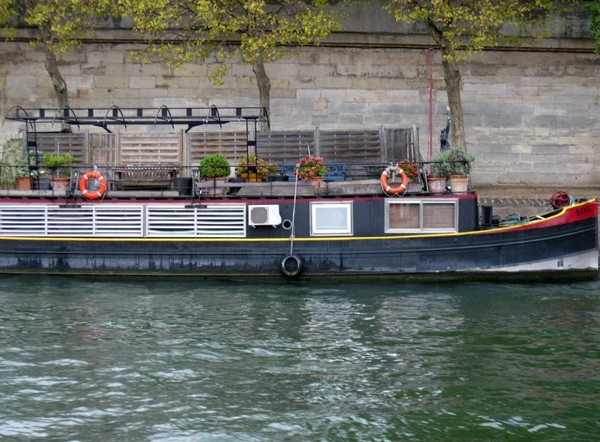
top-left (384, 128), bottom-right (416, 162)
top-left (118, 132), bottom-right (181, 165)
top-left (89, 133), bottom-right (117, 167)
top-left (318, 130), bottom-right (382, 163)
top-left (21, 127), bottom-right (414, 176)
top-left (187, 131), bottom-right (249, 165)
top-left (29, 132), bottom-right (87, 165)
top-left (165, 128), bottom-right (411, 169)
top-left (256, 131), bottom-right (315, 163)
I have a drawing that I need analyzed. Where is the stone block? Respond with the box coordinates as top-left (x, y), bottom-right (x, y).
top-left (271, 77), bottom-right (290, 90)
top-left (320, 90), bottom-right (348, 101)
top-left (130, 76), bottom-right (156, 89)
top-left (350, 78), bottom-right (382, 90)
top-left (175, 63), bottom-right (208, 77)
top-left (95, 76), bottom-right (130, 89)
top-left (297, 63), bottom-right (336, 79)
top-left (482, 113), bottom-right (523, 128)
top-left (330, 101), bottom-right (369, 114)
top-left (6, 76), bottom-right (37, 94)
top-left (340, 114), bottom-right (367, 125)
top-left (271, 88), bottom-right (295, 99)
top-left (530, 145), bottom-right (569, 155)
top-left (156, 76), bottom-right (183, 89)
top-left (336, 63), bottom-right (401, 79)
top-left (345, 89), bottom-right (382, 103)
top-left (65, 76), bottom-right (94, 89)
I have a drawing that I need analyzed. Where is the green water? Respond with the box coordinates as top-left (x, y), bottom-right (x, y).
top-left (0, 276), bottom-right (598, 441)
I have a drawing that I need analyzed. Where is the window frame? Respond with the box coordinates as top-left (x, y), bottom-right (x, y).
top-left (385, 199), bottom-right (458, 233)
top-left (310, 201), bottom-right (353, 236)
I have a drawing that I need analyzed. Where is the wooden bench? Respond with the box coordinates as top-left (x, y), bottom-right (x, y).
top-left (111, 165), bottom-right (179, 190)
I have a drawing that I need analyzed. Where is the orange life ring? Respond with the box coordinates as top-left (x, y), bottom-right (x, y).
top-left (380, 165), bottom-right (409, 196)
top-left (79, 171), bottom-right (107, 200)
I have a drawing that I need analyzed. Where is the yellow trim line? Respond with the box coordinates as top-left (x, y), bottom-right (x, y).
top-left (0, 199), bottom-right (592, 243)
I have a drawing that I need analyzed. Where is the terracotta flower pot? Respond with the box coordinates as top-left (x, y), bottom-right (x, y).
top-left (449, 175), bottom-right (469, 193)
top-left (428, 177), bottom-right (447, 194)
top-left (308, 177), bottom-right (323, 190)
top-left (50, 177), bottom-right (71, 194)
top-left (206, 177), bottom-right (227, 196)
top-left (239, 172), bottom-right (260, 182)
top-left (16, 176), bottom-right (32, 190)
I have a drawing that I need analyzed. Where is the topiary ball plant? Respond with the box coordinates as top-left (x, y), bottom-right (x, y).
top-left (199, 153), bottom-right (231, 179)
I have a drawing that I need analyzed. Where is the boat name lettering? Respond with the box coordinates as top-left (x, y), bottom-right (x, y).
top-left (575, 206), bottom-right (592, 216)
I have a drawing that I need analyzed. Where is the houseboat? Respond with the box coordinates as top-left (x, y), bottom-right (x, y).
top-left (0, 105), bottom-right (597, 281)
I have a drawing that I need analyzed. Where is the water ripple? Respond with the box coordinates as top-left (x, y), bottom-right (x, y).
top-left (0, 277), bottom-right (598, 440)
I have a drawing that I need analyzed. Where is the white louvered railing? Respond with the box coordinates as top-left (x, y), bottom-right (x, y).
top-left (0, 204), bottom-right (246, 238)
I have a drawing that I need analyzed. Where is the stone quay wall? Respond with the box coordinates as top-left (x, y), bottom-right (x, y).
top-left (0, 7), bottom-right (599, 191)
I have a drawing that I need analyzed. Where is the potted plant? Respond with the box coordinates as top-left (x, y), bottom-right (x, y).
top-left (295, 156), bottom-right (328, 189)
top-left (41, 152), bottom-right (75, 192)
top-left (1, 138), bottom-right (35, 190)
top-left (42, 152), bottom-right (74, 177)
top-left (398, 159), bottom-right (421, 192)
top-left (16, 153), bottom-right (38, 190)
top-left (237, 154), bottom-right (277, 182)
top-left (199, 153), bottom-right (230, 195)
top-left (431, 147), bottom-right (474, 193)
top-left (398, 160), bottom-right (419, 182)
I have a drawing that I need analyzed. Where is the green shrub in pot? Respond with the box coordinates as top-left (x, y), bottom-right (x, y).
top-left (431, 147), bottom-right (474, 178)
top-left (41, 152), bottom-right (75, 178)
top-left (199, 153), bottom-right (231, 179)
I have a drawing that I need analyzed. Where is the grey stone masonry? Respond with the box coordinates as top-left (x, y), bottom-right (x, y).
top-left (0, 3), bottom-right (599, 190)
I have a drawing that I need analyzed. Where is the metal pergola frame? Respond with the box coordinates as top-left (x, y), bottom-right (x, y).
top-left (3, 104), bottom-right (269, 134)
top-left (3, 104), bottom-right (269, 192)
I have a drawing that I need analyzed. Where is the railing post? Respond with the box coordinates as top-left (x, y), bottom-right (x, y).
top-left (379, 125), bottom-right (385, 163)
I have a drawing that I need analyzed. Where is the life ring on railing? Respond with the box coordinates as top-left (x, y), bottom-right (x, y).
top-left (281, 254), bottom-right (303, 277)
top-left (79, 171), bottom-right (107, 200)
top-left (380, 164), bottom-right (409, 196)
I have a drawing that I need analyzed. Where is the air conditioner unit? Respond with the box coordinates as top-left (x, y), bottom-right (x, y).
top-left (248, 205), bottom-right (282, 227)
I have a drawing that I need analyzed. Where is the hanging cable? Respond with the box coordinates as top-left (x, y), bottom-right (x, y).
top-left (289, 144), bottom-right (313, 255)
top-left (289, 164), bottom-right (300, 256)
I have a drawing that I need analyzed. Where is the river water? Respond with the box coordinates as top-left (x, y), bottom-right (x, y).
top-left (0, 276), bottom-right (598, 441)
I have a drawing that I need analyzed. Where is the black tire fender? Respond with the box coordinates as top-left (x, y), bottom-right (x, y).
top-left (280, 254), bottom-right (302, 277)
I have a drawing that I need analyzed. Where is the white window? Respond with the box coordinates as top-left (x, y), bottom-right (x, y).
top-left (385, 199), bottom-right (458, 233)
top-left (310, 202), bottom-right (353, 236)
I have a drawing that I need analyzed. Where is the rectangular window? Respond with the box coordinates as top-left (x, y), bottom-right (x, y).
top-left (388, 202), bottom-right (420, 229)
top-left (310, 202), bottom-right (353, 236)
top-left (385, 199), bottom-right (457, 233)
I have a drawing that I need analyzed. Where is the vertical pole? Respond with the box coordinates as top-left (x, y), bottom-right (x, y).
top-left (428, 48), bottom-right (433, 161)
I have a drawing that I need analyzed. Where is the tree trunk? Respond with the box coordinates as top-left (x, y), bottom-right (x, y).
top-left (252, 60), bottom-right (271, 132)
top-left (44, 44), bottom-right (69, 109)
top-left (440, 49), bottom-right (466, 150)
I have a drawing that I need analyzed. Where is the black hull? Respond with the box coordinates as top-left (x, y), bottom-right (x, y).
top-left (0, 216), bottom-right (596, 282)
